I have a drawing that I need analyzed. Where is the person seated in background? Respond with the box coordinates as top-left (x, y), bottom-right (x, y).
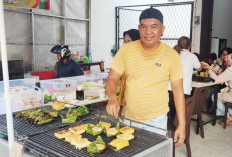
top-left (207, 52), bottom-right (217, 66)
top-left (202, 54), bottom-right (232, 126)
top-left (211, 47), bottom-right (232, 75)
top-left (169, 36), bottom-right (202, 97)
top-left (50, 45), bottom-right (84, 78)
top-left (120, 29), bottom-right (140, 117)
top-left (123, 29), bottom-right (140, 43)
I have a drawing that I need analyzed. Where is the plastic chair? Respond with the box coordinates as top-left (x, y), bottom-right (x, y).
top-left (168, 93), bottom-right (195, 157)
top-left (191, 87), bottom-right (208, 138)
top-left (223, 102), bottom-right (232, 129)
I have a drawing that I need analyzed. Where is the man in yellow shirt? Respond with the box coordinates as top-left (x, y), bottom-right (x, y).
top-left (106, 8), bottom-right (185, 146)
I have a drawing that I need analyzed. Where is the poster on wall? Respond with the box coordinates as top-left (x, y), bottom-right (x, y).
top-left (3, 0), bottom-right (50, 10)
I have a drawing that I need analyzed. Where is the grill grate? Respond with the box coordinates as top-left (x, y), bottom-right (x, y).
top-left (23, 116), bottom-right (167, 157)
top-left (0, 106), bottom-right (97, 138)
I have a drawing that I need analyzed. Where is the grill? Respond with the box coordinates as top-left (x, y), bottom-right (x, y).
top-left (0, 106), bottom-right (97, 139)
top-left (23, 116), bottom-right (167, 157)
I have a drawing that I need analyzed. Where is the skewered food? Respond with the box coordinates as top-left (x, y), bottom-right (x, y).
top-left (120, 126), bottom-right (134, 134)
top-left (87, 136), bottom-right (106, 154)
top-left (54, 130), bottom-right (71, 139)
top-left (109, 138), bottom-right (129, 151)
top-left (75, 138), bottom-right (91, 150)
top-left (117, 133), bottom-right (134, 141)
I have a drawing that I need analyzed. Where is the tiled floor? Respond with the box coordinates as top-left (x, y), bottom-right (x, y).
top-left (176, 115), bottom-right (232, 157)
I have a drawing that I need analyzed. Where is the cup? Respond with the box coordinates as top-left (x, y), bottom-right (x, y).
top-left (200, 72), bottom-right (205, 77)
top-left (99, 89), bottom-right (106, 99)
top-left (76, 86), bottom-right (84, 100)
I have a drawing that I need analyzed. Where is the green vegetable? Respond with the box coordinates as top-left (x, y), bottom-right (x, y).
top-left (116, 122), bottom-right (120, 130)
top-left (87, 142), bottom-right (99, 154)
top-left (97, 121), bottom-right (103, 128)
top-left (95, 136), bottom-right (105, 145)
top-left (87, 136), bottom-right (106, 154)
top-left (61, 116), bottom-right (78, 123)
top-left (44, 94), bottom-right (52, 104)
top-left (76, 106), bottom-right (89, 115)
top-left (86, 124), bottom-right (93, 134)
top-left (92, 127), bottom-right (102, 136)
top-left (37, 118), bottom-right (53, 125)
top-left (43, 108), bottom-right (59, 117)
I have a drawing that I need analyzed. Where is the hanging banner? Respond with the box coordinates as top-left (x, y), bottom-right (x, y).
top-left (3, 0), bottom-right (50, 10)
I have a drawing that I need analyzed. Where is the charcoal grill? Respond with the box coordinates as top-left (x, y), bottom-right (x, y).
top-left (23, 116), bottom-right (167, 157)
top-left (0, 106), bottom-right (97, 139)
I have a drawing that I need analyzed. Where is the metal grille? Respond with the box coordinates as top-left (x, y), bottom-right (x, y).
top-left (23, 116), bottom-right (167, 157)
top-left (116, 2), bottom-right (194, 49)
top-left (0, 106), bottom-right (96, 139)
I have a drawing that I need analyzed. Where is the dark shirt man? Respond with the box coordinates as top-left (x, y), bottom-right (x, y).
top-left (56, 59), bottom-right (83, 78)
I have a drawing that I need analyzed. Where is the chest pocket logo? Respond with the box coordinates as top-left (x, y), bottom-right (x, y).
top-left (154, 63), bottom-right (162, 67)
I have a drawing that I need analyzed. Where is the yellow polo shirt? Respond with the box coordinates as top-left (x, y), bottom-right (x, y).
top-left (111, 40), bottom-right (183, 122)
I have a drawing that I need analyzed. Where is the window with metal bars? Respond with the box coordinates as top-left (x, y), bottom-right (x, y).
top-left (115, 2), bottom-right (194, 49)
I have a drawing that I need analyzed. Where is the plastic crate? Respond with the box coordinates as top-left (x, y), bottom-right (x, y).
top-left (40, 79), bottom-right (77, 100)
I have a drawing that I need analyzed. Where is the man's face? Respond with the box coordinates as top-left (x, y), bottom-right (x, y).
top-left (138, 18), bottom-right (165, 50)
top-left (221, 50), bottom-right (228, 60)
top-left (124, 34), bottom-right (132, 43)
top-left (57, 53), bottom-right (61, 61)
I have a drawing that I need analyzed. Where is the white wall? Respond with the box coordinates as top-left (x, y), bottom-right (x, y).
top-left (212, 0), bottom-right (232, 47)
top-left (90, 0), bottom-right (202, 68)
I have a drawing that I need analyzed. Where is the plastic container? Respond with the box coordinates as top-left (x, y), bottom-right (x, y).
top-left (40, 79), bottom-right (77, 100)
top-left (0, 82), bottom-right (43, 115)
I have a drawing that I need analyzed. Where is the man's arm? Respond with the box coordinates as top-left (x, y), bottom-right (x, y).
top-left (171, 79), bottom-right (186, 146)
top-left (106, 69), bottom-right (122, 117)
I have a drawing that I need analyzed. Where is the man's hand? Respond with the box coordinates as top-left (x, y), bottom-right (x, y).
top-left (106, 98), bottom-right (120, 117)
top-left (174, 125), bottom-right (186, 146)
top-left (121, 105), bottom-right (126, 117)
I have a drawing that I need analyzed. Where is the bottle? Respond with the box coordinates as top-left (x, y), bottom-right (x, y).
top-left (100, 61), bottom-right (104, 72)
top-left (76, 86), bottom-right (84, 100)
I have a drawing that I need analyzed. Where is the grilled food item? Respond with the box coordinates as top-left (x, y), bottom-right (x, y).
top-left (15, 109), bottom-right (55, 125)
top-left (52, 102), bottom-right (65, 110)
top-left (54, 130), bottom-right (72, 139)
top-left (100, 122), bottom-right (111, 129)
top-left (87, 136), bottom-right (106, 154)
top-left (64, 133), bottom-right (82, 145)
top-left (105, 122), bottom-right (120, 137)
top-left (117, 133), bottom-right (134, 141)
top-left (92, 126), bottom-right (103, 136)
top-left (120, 126), bottom-right (134, 134)
top-left (69, 125), bottom-right (86, 134)
top-left (109, 138), bottom-right (129, 151)
top-left (75, 138), bottom-right (91, 150)
top-left (86, 124), bottom-right (103, 136)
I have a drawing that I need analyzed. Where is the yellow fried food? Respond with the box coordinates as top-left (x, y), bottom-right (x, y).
top-left (75, 138), bottom-right (91, 150)
top-left (117, 133), bottom-right (134, 141)
top-left (52, 102), bottom-right (65, 110)
top-left (54, 130), bottom-right (71, 139)
top-left (101, 122), bottom-right (111, 129)
top-left (120, 126), bottom-right (134, 134)
top-left (109, 138), bottom-right (129, 151)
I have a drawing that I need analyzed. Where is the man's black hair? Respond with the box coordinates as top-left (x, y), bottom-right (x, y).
top-left (123, 29), bottom-right (140, 41)
top-left (139, 7), bottom-right (163, 24)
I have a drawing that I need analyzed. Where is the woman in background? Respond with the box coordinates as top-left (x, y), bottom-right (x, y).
top-left (202, 54), bottom-right (232, 126)
top-left (119, 29), bottom-right (140, 117)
